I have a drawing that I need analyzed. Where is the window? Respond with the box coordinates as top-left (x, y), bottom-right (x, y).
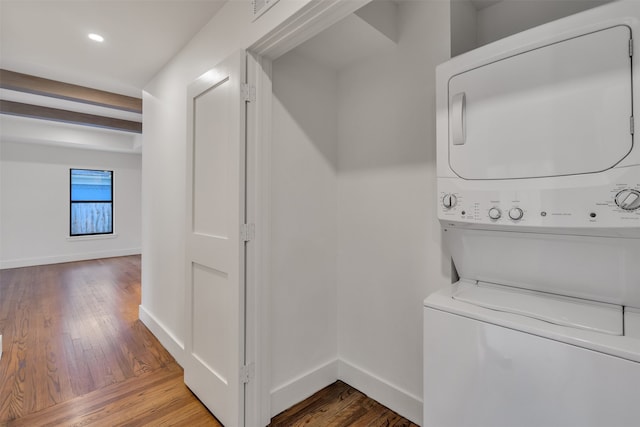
top-left (70, 169), bottom-right (113, 236)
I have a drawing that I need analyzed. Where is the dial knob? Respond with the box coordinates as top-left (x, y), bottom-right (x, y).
top-left (509, 207), bottom-right (524, 221)
top-left (488, 207), bottom-right (502, 220)
top-left (443, 194), bottom-right (457, 209)
top-left (615, 189), bottom-right (640, 211)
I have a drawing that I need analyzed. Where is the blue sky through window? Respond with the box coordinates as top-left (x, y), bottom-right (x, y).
top-left (70, 169), bottom-right (113, 235)
top-left (71, 169), bottom-right (112, 201)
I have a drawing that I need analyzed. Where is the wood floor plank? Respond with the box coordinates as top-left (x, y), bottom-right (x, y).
top-left (7, 367), bottom-right (219, 427)
top-left (7, 369), bottom-right (176, 426)
top-left (340, 394), bottom-right (385, 426)
top-left (290, 386), bottom-right (366, 426)
top-left (270, 380), bottom-right (354, 426)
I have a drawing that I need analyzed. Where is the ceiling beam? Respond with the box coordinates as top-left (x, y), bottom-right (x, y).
top-left (0, 69), bottom-right (142, 113)
top-left (0, 100), bottom-right (142, 133)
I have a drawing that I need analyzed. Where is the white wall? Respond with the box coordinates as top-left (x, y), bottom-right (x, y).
top-left (476, 0), bottom-right (613, 46)
top-left (449, 0), bottom-right (614, 56)
top-left (0, 140), bottom-right (141, 268)
top-left (336, 0), bottom-right (450, 421)
top-left (270, 51), bottom-right (339, 407)
top-left (268, 1), bottom-right (451, 423)
top-left (450, 0), bottom-right (477, 57)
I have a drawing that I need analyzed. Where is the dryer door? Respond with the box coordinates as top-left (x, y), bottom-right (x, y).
top-left (448, 25), bottom-right (633, 180)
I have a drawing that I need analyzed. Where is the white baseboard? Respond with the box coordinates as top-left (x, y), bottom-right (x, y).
top-left (338, 359), bottom-right (423, 425)
top-left (268, 358), bottom-right (422, 423)
top-left (0, 248), bottom-right (141, 269)
top-left (270, 359), bottom-right (339, 417)
top-left (138, 304), bottom-right (185, 367)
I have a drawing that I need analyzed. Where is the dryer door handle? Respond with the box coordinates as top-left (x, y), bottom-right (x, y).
top-left (452, 92), bottom-right (466, 146)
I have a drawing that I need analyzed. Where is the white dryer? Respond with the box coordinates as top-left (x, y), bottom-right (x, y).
top-left (425, 2), bottom-right (640, 426)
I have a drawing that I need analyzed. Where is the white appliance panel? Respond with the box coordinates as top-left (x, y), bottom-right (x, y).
top-left (443, 227), bottom-right (640, 307)
top-left (423, 306), bottom-right (640, 427)
top-left (425, 282), bottom-right (640, 362)
top-left (626, 308), bottom-right (640, 339)
top-left (448, 25), bottom-right (633, 180)
top-left (453, 280), bottom-right (622, 335)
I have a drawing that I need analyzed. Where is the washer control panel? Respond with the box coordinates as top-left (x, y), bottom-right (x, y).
top-left (439, 174), bottom-right (640, 233)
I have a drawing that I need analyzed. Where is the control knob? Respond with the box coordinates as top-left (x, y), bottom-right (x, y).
top-left (443, 194), bottom-right (457, 209)
top-left (509, 207), bottom-right (524, 221)
top-left (615, 189), bottom-right (640, 211)
top-left (488, 207), bottom-right (502, 220)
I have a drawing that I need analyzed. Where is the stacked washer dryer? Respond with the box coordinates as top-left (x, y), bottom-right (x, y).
top-left (424, 2), bottom-right (640, 426)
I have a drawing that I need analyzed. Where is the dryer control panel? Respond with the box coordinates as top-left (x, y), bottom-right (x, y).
top-left (438, 167), bottom-right (640, 237)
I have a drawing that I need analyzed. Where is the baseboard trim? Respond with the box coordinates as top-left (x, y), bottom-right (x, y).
top-left (138, 304), bottom-right (185, 367)
top-left (0, 248), bottom-right (141, 269)
top-left (338, 359), bottom-right (422, 425)
top-left (270, 359), bottom-right (339, 417)
top-left (268, 358), bottom-right (422, 423)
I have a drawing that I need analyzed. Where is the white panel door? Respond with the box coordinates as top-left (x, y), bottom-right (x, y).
top-left (185, 51), bottom-right (246, 427)
top-left (448, 25), bottom-right (633, 180)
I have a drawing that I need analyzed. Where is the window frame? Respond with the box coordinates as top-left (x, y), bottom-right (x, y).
top-left (69, 168), bottom-right (114, 237)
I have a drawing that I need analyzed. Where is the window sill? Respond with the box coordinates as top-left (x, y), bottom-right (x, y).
top-left (67, 234), bottom-right (118, 242)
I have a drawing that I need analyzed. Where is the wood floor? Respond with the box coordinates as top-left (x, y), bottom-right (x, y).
top-left (0, 256), bottom-right (418, 426)
top-left (0, 256), bottom-right (218, 426)
top-left (270, 381), bottom-right (419, 427)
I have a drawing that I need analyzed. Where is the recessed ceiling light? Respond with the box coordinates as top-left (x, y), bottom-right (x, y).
top-left (88, 33), bottom-right (104, 42)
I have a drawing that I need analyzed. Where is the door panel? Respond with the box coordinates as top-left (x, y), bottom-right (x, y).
top-left (185, 50), bottom-right (246, 427)
top-left (449, 25), bottom-right (633, 180)
top-left (193, 76), bottom-right (232, 237)
top-left (192, 263), bottom-right (232, 380)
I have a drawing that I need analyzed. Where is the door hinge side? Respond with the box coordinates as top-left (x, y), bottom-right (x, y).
top-left (240, 363), bottom-right (255, 384)
top-left (241, 83), bottom-right (256, 102)
top-left (241, 223), bottom-right (255, 242)
top-left (631, 116), bottom-right (635, 135)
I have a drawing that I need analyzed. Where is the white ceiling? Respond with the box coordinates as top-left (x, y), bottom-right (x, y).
top-left (0, 0), bottom-right (227, 97)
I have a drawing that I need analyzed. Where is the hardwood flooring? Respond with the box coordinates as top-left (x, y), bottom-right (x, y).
top-left (0, 256), bottom-right (219, 426)
top-left (0, 256), bottom-right (418, 426)
top-left (269, 381), bottom-right (419, 427)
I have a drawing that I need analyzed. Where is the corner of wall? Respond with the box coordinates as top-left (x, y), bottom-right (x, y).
top-left (338, 359), bottom-right (422, 425)
top-left (269, 359), bottom-right (339, 417)
top-left (138, 304), bottom-right (185, 367)
top-left (267, 357), bottom-right (423, 423)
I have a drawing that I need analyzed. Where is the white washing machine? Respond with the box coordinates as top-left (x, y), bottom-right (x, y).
top-left (425, 2), bottom-right (640, 426)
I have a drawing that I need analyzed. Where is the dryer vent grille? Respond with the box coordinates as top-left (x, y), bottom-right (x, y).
top-left (252, 0), bottom-right (279, 20)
